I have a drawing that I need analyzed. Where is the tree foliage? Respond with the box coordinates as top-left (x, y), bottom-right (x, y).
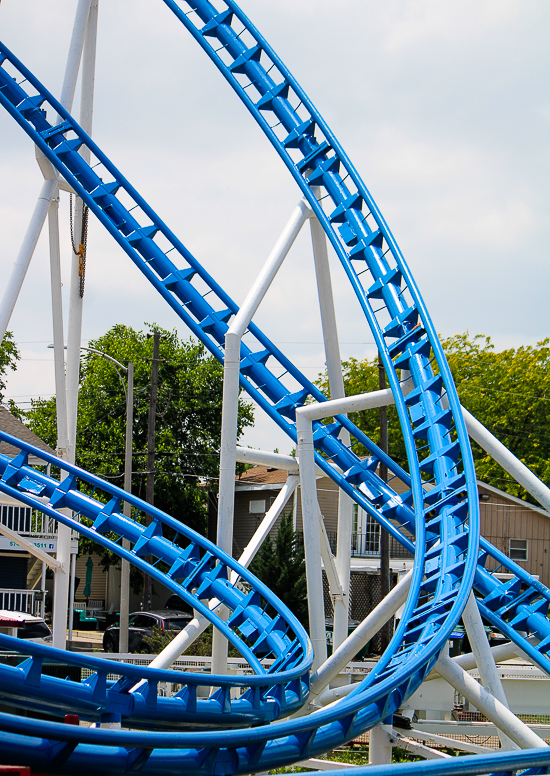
top-left (0, 332), bottom-right (20, 403)
top-left (250, 513), bottom-right (308, 629)
top-left (316, 333), bottom-right (550, 503)
top-left (24, 323), bottom-right (254, 542)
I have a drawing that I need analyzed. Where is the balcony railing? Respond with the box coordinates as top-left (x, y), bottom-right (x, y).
top-left (0, 588), bottom-right (41, 614)
top-left (0, 504), bottom-right (57, 538)
top-left (325, 532), bottom-right (413, 560)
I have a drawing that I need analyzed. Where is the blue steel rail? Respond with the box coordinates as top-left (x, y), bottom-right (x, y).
top-left (0, 432), bottom-right (312, 728)
top-left (0, 0), bottom-right (547, 772)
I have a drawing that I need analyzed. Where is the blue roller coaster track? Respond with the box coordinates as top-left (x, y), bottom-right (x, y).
top-left (0, 2), bottom-right (549, 774)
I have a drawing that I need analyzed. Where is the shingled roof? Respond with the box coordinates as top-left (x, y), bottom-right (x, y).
top-left (235, 465), bottom-right (288, 486)
top-left (0, 405), bottom-right (56, 461)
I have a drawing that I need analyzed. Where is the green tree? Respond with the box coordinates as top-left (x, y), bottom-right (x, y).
top-left (316, 333), bottom-right (550, 503)
top-left (250, 513), bottom-right (308, 629)
top-left (24, 323), bottom-right (253, 543)
top-left (0, 332), bottom-right (20, 403)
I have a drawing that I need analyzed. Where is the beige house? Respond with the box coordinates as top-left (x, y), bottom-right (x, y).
top-left (233, 465), bottom-right (550, 591)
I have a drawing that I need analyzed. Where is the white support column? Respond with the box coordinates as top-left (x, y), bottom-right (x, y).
top-left (49, 194), bottom-right (72, 650)
top-left (48, 197), bottom-right (69, 456)
top-left (296, 410), bottom-right (328, 671)
top-left (53, 0), bottom-right (97, 650)
top-left (311, 569), bottom-right (412, 700)
top-left (310, 191), bottom-right (351, 651)
top-left (67, 552), bottom-right (77, 643)
top-left (435, 653), bottom-right (548, 749)
top-left (462, 593), bottom-right (518, 750)
top-left (0, 0), bottom-right (91, 343)
top-left (234, 476), bottom-right (299, 576)
top-left (0, 179), bottom-right (59, 342)
top-left (369, 724), bottom-right (394, 765)
top-left (213, 199), bottom-right (311, 675)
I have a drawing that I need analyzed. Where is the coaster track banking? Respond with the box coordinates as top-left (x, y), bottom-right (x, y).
top-left (0, 2), bottom-right (548, 773)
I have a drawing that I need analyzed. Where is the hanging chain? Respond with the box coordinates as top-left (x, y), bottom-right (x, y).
top-left (70, 192), bottom-right (89, 298)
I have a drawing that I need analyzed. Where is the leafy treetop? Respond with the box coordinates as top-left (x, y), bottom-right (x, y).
top-left (316, 333), bottom-right (550, 504)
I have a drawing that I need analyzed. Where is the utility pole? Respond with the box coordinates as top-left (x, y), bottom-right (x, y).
top-left (378, 355), bottom-right (391, 653)
top-left (142, 330), bottom-right (161, 611)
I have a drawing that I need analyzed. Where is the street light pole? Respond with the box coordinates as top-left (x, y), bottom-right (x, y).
top-left (84, 347), bottom-right (133, 652)
top-left (51, 344), bottom-right (133, 652)
top-left (120, 361), bottom-right (133, 653)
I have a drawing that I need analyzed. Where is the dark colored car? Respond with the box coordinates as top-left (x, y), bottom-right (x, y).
top-left (102, 609), bottom-right (193, 653)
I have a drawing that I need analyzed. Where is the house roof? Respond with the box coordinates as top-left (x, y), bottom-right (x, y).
top-left (235, 465), bottom-right (288, 486)
top-left (0, 406), bottom-right (56, 460)
top-left (234, 463), bottom-right (550, 519)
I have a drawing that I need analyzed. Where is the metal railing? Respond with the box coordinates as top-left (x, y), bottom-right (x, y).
top-left (0, 588), bottom-right (40, 614)
top-left (325, 532), bottom-right (414, 560)
top-left (0, 504), bottom-right (57, 538)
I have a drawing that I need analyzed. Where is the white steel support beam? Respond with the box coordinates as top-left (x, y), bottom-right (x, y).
top-left (48, 198), bottom-right (69, 458)
top-left (233, 475), bottom-right (299, 577)
top-left (435, 653), bottom-right (548, 749)
top-left (462, 593), bottom-right (518, 750)
top-left (461, 405), bottom-right (550, 513)
top-left (318, 509), bottom-right (343, 598)
top-left (310, 193), bottom-right (351, 650)
top-left (53, 0), bottom-right (97, 651)
top-left (235, 447), bottom-right (300, 473)
top-left (0, 0), bottom-right (91, 343)
top-left (311, 569), bottom-right (412, 701)
top-left (0, 179), bottom-right (59, 343)
top-left (213, 199), bottom-right (311, 675)
top-left (369, 724), bottom-right (394, 765)
top-left (296, 409), bottom-right (328, 671)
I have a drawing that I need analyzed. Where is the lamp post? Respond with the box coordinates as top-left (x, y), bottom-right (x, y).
top-left (49, 344), bottom-right (133, 652)
top-left (84, 347), bottom-right (133, 653)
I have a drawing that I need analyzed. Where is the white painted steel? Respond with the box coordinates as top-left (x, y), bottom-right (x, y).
top-left (300, 388), bottom-right (394, 422)
top-left (462, 593), bottom-right (517, 750)
top-left (403, 727), bottom-right (493, 755)
top-left (435, 654), bottom-right (548, 749)
top-left (391, 731), bottom-right (450, 760)
top-left (53, 0), bottom-right (98, 651)
top-left (369, 724), bottom-right (394, 765)
top-left (309, 197), bottom-right (352, 651)
top-left (461, 405), bottom-right (550, 513)
top-left (0, 179), bottom-right (58, 342)
top-left (67, 552), bottom-right (77, 642)
top-left (233, 475), bottom-right (299, 576)
top-left (318, 510), bottom-right (343, 598)
top-left (229, 199), bottom-right (311, 338)
top-left (235, 447), bottom-right (300, 474)
top-left (296, 410), bottom-right (328, 671)
top-left (55, 0), bottom-right (93, 122)
top-left (311, 569), bottom-right (412, 700)
top-left (48, 198), bottom-right (69, 458)
top-left (213, 199), bottom-right (311, 674)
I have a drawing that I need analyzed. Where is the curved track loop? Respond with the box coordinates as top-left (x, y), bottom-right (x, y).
top-left (0, 2), bottom-right (548, 772)
top-left (0, 433), bottom-right (312, 728)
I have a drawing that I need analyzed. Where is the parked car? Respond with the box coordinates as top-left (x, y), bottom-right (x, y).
top-left (0, 610), bottom-right (52, 645)
top-left (102, 609), bottom-right (193, 653)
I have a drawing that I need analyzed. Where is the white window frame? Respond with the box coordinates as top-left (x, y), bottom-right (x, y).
top-left (249, 499), bottom-right (266, 515)
top-left (509, 538), bottom-right (528, 562)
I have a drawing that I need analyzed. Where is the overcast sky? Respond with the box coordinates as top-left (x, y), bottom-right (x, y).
top-left (0, 0), bottom-right (548, 458)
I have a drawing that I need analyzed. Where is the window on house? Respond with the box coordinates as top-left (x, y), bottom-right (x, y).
top-left (249, 499), bottom-right (266, 515)
top-left (509, 538), bottom-right (528, 562)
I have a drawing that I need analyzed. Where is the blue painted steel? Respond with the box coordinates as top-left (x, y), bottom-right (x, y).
top-left (0, 2), bottom-right (547, 773)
